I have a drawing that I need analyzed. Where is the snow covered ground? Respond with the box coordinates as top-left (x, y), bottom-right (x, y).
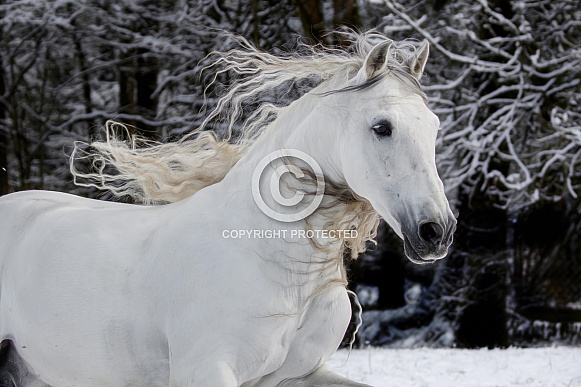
top-left (327, 347), bottom-right (581, 386)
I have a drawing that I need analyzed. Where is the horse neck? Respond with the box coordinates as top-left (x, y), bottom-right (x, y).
top-left (212, 92), bottom-right (347, 268)
top-left (244, 90), bottom-right (345, 183)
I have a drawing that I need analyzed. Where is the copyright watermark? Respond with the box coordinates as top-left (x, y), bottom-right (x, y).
top-left (251, 149), bottom-right (325, 222)
top-left (222, 229), bottom-right (358, 239)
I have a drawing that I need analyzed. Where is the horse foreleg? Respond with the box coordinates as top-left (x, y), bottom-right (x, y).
top-left (278, 364), bottom-right (372, 387)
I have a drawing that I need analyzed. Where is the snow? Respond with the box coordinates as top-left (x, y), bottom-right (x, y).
top-left (327, 347), bottom-right (581, 386)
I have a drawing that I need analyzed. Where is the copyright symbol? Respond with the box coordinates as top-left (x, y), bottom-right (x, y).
top-left (251, 149), bottom-right (325, 222)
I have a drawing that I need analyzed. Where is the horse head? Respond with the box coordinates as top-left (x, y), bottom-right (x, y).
top-left (312, 40), bottom-right (457, 263)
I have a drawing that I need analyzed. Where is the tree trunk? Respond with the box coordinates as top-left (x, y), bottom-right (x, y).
top-left (119, 50), bottom-right (137, 129)
top-left (0, 60), bottom-right (8, 195)
top-left (294, 0), bottom-right (325, 45)
top-left (135, 49), bottom-right (158, 138)
top-left (333, 0), bottom-right (360, 42)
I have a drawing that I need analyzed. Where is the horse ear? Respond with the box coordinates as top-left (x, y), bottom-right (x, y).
top-left (361, 41), bottom-right (391, 79)
top-left (407, 40), bottom-right (429, 81)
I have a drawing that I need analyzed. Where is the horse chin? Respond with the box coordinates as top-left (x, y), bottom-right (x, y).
top-left (402, 234), bottom-right (447, 264)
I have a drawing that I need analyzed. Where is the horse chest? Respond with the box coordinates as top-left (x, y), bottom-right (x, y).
top-left (289, 286), bottom-right (352, 359)
top-left (239, 286), bottom-right (351, 386)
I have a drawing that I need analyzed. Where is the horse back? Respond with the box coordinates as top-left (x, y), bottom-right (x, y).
top-left (0, 190), bottom-right (120, 263)
top-left (0, 190), bottom-right (171, 385)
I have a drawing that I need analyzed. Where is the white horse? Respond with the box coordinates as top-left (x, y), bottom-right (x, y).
top-left (0, 32), bottom-right (456, 386)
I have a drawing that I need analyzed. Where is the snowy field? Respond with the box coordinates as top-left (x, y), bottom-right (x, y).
top-left (327, 347), bottom-right (581, 386)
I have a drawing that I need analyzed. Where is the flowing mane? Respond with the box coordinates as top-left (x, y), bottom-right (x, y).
top-left (70, 31), bottom-right (427, 261)
top-left (71, 31), bottom-right (425, 204)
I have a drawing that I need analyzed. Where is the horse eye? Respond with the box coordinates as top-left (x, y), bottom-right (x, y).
top-left (372, 121), bottom-right (392, 136)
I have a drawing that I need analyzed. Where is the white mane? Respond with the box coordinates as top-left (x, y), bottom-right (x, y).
top-left (70, 31), bottom-right (426, 260)
top-left (71, 31), bottom-right (425, 204)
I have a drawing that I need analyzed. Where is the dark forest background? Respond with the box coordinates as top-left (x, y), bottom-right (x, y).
top-left (0, 0), bottom-right (579, 348)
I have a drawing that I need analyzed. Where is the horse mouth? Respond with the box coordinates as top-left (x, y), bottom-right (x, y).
top-left (403, 234), bottom-right (448, 264)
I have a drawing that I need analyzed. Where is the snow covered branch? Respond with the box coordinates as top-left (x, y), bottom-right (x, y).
top-left (382, 0), bottom-right (581, 210)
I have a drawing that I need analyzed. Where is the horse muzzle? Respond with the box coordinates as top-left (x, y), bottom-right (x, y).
top-left (402, 217), bottom-right (456, 264)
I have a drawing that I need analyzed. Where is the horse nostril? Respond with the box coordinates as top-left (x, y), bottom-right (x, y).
top-left (419, 222), bottom-right (444, 244)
